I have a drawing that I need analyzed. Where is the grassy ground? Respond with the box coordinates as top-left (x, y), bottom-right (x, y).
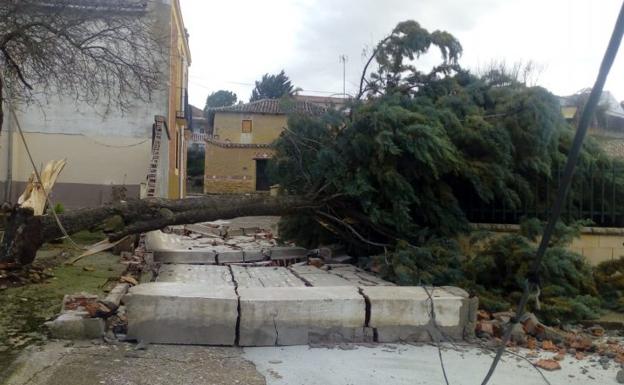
top-left (0, 232), bottom-right (126, 379)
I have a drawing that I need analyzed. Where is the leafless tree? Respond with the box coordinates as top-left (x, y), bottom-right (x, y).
top-left (0, 0), bottom-right (167, 133)
top-left (477, 59), bottom-right (545, 87)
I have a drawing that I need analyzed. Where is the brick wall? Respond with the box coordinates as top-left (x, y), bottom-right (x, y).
top-left (204, 142), bottom-right (274, 194)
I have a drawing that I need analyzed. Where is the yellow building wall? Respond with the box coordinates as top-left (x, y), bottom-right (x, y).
top-left (213, 112), bottom-right (287, 145)
top-left (204, 143), bottom-right (274, 194)
top-left (167, 0), bottom-right (191, 199)
top-left (463, 224), bottom-right (624, 266)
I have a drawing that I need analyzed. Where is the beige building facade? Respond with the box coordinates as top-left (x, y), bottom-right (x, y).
top-left (0, 0), bottom-right (190, 208)
top-left (204, 99), bottom-right (324, 194)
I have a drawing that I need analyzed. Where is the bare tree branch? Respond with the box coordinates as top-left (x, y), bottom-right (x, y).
top-left (0, 0), bottom-right (167, 133)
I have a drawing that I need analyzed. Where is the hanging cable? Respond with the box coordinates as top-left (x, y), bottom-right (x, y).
top-left (480, 2), bottom-right (624, 384)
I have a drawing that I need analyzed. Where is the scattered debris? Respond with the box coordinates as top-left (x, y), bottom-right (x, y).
top-left (535, 359), bottom-right (561, 371)
top-left (17, 158), bottom-right (66, 215)
top-left (120, 276), bottom-right (138, 286)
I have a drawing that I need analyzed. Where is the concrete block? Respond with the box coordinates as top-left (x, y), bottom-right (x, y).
top-left (102, 283), bottom-right (130, 308)
top-left (269, 247), bottom-right (308, 260)
top-left (326, 265), bottom-right (394, 286)
top-left (156, 265), bottom-right (234, 286)
top-left (288, 265), bottom-right (354, 287)
top-left (243, 250), bottom-right (267, 262)
top-left (362, 286), bottom-right (470, 342)
top-left (288, 265), bottom-right (323, 275)
top-left (232, 266), bottom-right (306, 288)
top-left (185, 223), bottom-right (223, 237)
top-left (238, 286), bottom-right (366, 346)
top-left (125, 282), bottom-right (238, 345)
top-left (217, 250), bottom-right (244, 264)
top-left (152, 250), bottom-right (217, 264)
top-left (45, 311), bottom-right (105, 340)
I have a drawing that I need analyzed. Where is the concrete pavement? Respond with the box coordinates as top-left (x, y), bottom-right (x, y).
top-left (4, 341), bottom-right (619, 385)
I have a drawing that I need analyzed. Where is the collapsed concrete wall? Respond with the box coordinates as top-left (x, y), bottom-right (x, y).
top-left (124, 264), bottom-right (477, 347)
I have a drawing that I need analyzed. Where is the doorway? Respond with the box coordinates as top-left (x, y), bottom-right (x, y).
top-left (255, 159), bottom-right (270, 191)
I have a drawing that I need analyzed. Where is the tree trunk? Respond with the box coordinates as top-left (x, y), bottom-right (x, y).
top-left (0, 195), bottom-right (313, 265)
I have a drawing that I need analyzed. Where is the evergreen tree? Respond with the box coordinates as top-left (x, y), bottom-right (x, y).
top-left (250, 70), bottom-right (298, 101)
top-left (268, 20), bottom-right (624, 323)
top-left (204, 90), bottom-right (237, 115)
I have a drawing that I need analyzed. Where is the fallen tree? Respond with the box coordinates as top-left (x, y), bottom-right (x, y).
top-left (0, 195), bottom-right (313, 265)
top-left (3, 19), bottom-right (624, 325)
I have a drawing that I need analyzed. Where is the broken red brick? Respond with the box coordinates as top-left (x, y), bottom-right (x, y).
top-left (575, 352), bottom-right (585, 360)
top-left (477, 309), bottom-right (491, 321)
top-left (535, 359), bottom-right (561, 371)
top-left (541, 340), bottom-right (557, 351)
top-left (553, 353), bottom-right (565, 361)
top-left (570, 337), bottom-right (593, 351)
top-left (62, 293), bottom-right (98, 311)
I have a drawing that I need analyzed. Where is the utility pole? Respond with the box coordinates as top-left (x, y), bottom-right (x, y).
top-left (339, 54), bottom-right (348, 97)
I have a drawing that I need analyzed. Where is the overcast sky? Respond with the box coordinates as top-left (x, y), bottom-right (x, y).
top-left (180, 0), bottom-right (624, 108)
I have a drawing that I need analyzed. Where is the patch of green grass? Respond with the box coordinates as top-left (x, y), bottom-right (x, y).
top-left (0, 250), bottom-right (124, 376)
top-left (66, 230), bottom-right (107, 245)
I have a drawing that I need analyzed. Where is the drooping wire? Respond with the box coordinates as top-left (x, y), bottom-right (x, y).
top-left (422, 285), bottom-right (451, 385)
top-left (479, 2), bottom-right (624, 384)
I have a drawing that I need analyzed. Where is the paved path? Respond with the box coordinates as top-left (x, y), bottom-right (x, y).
top-left (243, 343), bottom-right (620, 385)
top-left (4, 342), bottom-right (619, 385)
top-left (3, 341), bottom-right (265, 385)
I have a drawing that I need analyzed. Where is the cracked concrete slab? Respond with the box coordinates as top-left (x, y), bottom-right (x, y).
top-left (243, 343), bottom-right (615, 385)
top-left (155, 265), bottom-right (234, 286)
top-left (238, 286), bottom-right (367, 346)
top-left (231, 266), bottom-right (306, 288)
top-left (124, 282), bottom-right (238, 345)
top-left (362, 286), bottom-right (469, 342)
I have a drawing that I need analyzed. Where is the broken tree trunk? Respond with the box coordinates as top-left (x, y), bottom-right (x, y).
top-left (0, 195), bottom-right (313, 265)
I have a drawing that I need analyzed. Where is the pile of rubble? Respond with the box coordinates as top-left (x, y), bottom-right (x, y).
top-left (476, 309), bottom-right (624, 377)
top-left (45, 239), bottom-right (150, 340)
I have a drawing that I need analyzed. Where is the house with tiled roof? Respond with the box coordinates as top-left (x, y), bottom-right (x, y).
top-left (559, 91), bottom-right (624, 158)
top-left (203, 98), bottom-right (325, 193)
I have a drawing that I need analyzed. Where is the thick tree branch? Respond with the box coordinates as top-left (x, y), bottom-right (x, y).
top-left (1, 195), bottom-right (315, 265)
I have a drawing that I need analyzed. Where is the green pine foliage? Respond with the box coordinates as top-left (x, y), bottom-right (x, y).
top-left (269, 20), bottom-right (624, 323)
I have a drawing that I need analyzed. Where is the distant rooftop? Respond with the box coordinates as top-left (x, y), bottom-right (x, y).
top-left (189, 104), bottom-right (204, 119)
top-left (36, 0), bottom-right (148, 11)
top-left (294, 94), bottom-right (348, 106)
top-left (559, 90), bottom-right (624, 119)
top-left (208, 98), bottom-right (326, 116)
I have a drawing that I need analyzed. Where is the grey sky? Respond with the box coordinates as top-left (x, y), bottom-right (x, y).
top-left (180, 0), bottom-right (624, 108)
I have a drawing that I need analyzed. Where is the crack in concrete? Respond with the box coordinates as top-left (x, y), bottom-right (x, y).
top-left (21, 352), bottom-right (68, 385)
top-left (228, 265), bottom-right (241, 346)
top-left (357, 287), bottom-right (371, 328)
top-left (272, 315), bottom-right (279, 346)
top-left (286, 266), bottom-right (313, 287)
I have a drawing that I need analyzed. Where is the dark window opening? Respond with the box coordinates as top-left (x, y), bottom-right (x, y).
top-left (255, 159), bottom-right (271, 191)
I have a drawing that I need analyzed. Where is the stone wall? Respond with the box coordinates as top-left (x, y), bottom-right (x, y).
top-left (469, 223), bottom-right (624, 265)
top-left (204, 142), bottom-right (274, 194)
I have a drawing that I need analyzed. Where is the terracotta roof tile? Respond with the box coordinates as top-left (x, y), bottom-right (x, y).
top-left (208, 98), bottom-right (326, 116)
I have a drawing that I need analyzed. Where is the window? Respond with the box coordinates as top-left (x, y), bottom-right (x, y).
top-left (175, 130), bottom-right (181, 170)
top-left (242, 119), bottom-right (252, 133)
